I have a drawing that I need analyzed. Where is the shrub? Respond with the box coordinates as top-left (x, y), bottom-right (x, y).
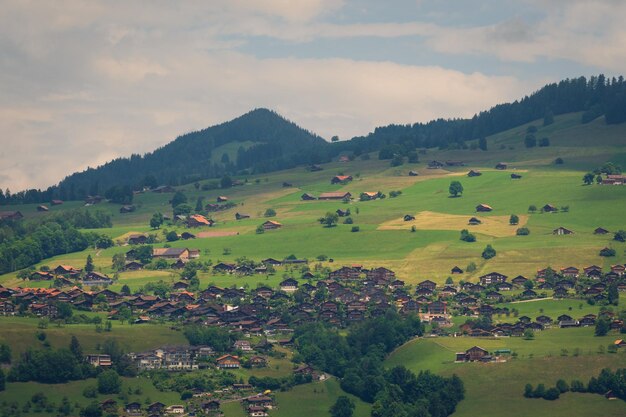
top-left (460, 229), bottom-right (476, 242)
top-left (599, 247), bottom-right (616, 257)
top-left (343, 217), bottom-right (353, 224)
top-left (516, 227), bottom-right (530, 236)
top-left (351, 226), bottom-right (360, 232)
top-left (482, 244), bottom-right (496, 259)
top-left (264, 209), bottom-right (276, 217)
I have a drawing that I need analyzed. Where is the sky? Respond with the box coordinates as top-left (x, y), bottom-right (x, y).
top-left (1, 0), bottom-right (625, 190)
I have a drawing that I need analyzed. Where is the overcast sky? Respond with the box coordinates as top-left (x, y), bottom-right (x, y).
top-left (1, 0), bottom-right (625, 190)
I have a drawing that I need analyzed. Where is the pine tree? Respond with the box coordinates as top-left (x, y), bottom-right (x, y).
top-left (85, 255), bottom-right (94, 273)
top-left (70, 335), bottom-right (83, 360)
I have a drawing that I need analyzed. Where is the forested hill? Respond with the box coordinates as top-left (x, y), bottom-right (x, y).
top-left (2, 75), bottom-right (626, 205)
top-left (55, 108), bottom-right (327, 198)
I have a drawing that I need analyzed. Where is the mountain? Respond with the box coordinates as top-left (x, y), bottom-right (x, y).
top-left (56, 108), bottom-right (328, 198)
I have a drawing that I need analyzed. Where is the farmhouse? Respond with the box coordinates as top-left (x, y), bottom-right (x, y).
top-left (553, 226), bottom-right (574, 235)
top-left (153, 248), bottom-right (190, 260)
top-left (216, 354), bottom-right (240, 369)
top-left (560, 266), bottom-right (580, 278)
top-left (360, 191), bottom-right (380, 200)
top-left (279, 278), bottom-right (299, 292)
top-left (468, 217), bottom-right (482, 225)
top-left (127, 234), bottom-right (148, 245)
top-left (217, 196), bottom-right (229, 202)
top-left (0, 211), bottom-right (23, 221)
top-left (542, 204), bottom-right (558, 212)
top-left (594, 227), bottom-right (609, 235)
top-left (476, 204), bottom-right (493, 212)
top-left (331, 175), bottom-right (353, 184)
top-left (318, 192), bottom-right (351, 200)
top-left (479, 272), bottom-right (507, 285)
top-left (54, 265), bottom-right (81, 277)
top-left (456, 346), bottom-right (489, 362)
top-left (187, 214), bottom-right (213, 227)
top-left (451, 266), bottom-right (463, 274)
top-left (262, 220), bottom-right (282, 230)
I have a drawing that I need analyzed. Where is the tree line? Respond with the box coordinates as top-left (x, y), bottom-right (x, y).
top-left (293, 310), bottom-right (464, 417)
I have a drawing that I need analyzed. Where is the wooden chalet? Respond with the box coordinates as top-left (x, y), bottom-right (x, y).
top-left (301, 193), bottom-right (316, 201)
top-left (495, 162), bottom-right (507, 170)
top-left (279, 278), bottom-right (298, 292)
top-left (217, 196), bottom-right (229, 202)
top-left (127, 234), bottom-right (148, 245)
top-left (235, 212), bottom-right (250, 220)
top-left (366, 267), bottom-right (395, 282)
top-left (330, 266), bottom-right (361, 281)
top-left (262, 220), bottom-right (282, 230)
top-left (187, 214), bottom-right (213, 227)
top-left (427, 160), bottom-right (444, 169)
top-left (54, 265), bottom-right (81, 277)
top-left (330, 175), bottom-right (353, 184)
top-left (510, 173), bottom-right (522, 179)
top-left (479, 272), bottom-right (507, 285)
top-left (456, 346), bottom-right (489, 362)
top-left (37, 205), bottom-right (49, 212)
top-left (542, 204), bottom-right (558, 213)
top-left (0, 211), bottom-right (23, 221)
top-left (451, 266), bottom-right (463, 274)
top-left (467, 170), bottom-right (482, 177)
top-left (318, 191), bottom-right (352, 200)
top-left (553, 226), bottom-right (574, 235)
top-left (594, 227), bottom-right (609, 235)
top-left (468, 217), bottom-right (482, 225)
top-left (476, 203), bottom-right (493, 212)
top-left (408, 170), bottom-right (419, 176)
top-left (153, 247), bottom-right (190, 260)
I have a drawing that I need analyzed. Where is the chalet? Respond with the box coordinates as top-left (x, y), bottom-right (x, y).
top-left (451, 266), bottom-right (463, 274)
top-left (511, 173), bottom-right (522, 179)
top-left (233, 340), bottom-right (253, 352)
top-left (165, 405), bottom-right (185, 414)
top-left (542, 204), bottom-right (558, 213)
top-left (249, 356), bottom-right (268, 367)
top-left (467, 170), bottom-right (482, 177)
top-left (217, 196), bottom-right (229, 202)
top-left (336, 209), bottom-right (350, 217)
top-left (119, 205), bottom-right (135, 213)
top-left (408, 170), bottom-right (419, 176)
top-left (86, 354), bottom-right (112, 367)
top-left (216, 354), bottom-right (240, 369)
top-left (476, 204), bottom-right (493, 212)
top-left (594, 227), bottom-right (609, 235)
top-left (366, 267), bottom-right (395, 282)
top-left (301, 193), bottom-right (316, 201)
top-left (559, 319), bottom-right (579, 328)
top-left (457, 346), bottom-right (489, 362)
top-left (153, 247), bottom-right (190, 260)
top-left (201, 400), bottom-right (221, 412)
top-left (428, 301), bottom-right (447, 315)
top-left (479, 272), bottom-right (507, 285)
top-left (427, 160), bottom-right (444, 169)
top-left (124, 261), bottom-right (143, 271)
top-left (0, 301), bottom-right (15, 316)
top-left (553, 226), bottom-right (573, 235)
top-left (54, 265), bottom-right (81, 277)
top-left (497, 282), bottom-right (513, 291)
top-left (262, 258), bottom-right (282, 266)
top-left (560, 266), bottom-right (579, 278)
top-left (495, 162), bottom-right (507, 170)
top-left (536, 315), bottom-right (553, 325)
top-left (614, 339), bottom-right (626, 348)
top-left (51, 199), bottom-right (63, 205)
top-left (309, 164), bottom-right (323, 171)
top-left (416, 287), bottom-right (434, 297)
top-left (30, 303), bottom-right (58, 318)
top-left (511, 275), bottom-right (528, 286)
top-left (127, 234), bottom-right (148, 245)
top-left (602, 174), bottom-right (626, 185)
top-left (147, 402), bottom-right (165, 415)
top-left (152, 185), bottom-right (175, 193)
top-left (610, 264), bottom-right (625, 276)
top-left (440, 286), bottom-right (458, 296)
top-left (330, 175), bottom-right (353, 184)
top-left (521, 289), bottom-right (537, 298)
top-left (579, 316), bottom-right (596, 326)
top-left (445, 160), bottom-right (464, 166)
top-left (0, 211), bottom-right (23, 221)
top-left (235, 212), bottom-right (250, 220)
top-left (30, 271), bottom-right (54, 281)
top-left (37, 205), bottom-right (49, 212)
top-left (417, 280), bottom-right (437, 291)
top-left (279, 278), bottom-right (298, 292)
top-left (187, 214), bottom-right (213, 227)
top-left (262, 220), bottom-right (282, 230)
top-left (468, 217), bottom-right (482, 225)
top-left (485, 291), bottom-right (503, 301)
top-left (83, 271), bottom-right (113, 286)
top-left (246, 396), bottom-right (274, 409)
top-left (125, 402), bottom-right (142, 415)
top-left (318, 191), bottom-right (352, 200)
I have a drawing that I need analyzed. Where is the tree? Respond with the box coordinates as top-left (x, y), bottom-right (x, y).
top-left (170, 191), bottom-right (187, 208)
top-left (56, 302), bottom-right (73, 319)
top-left (80, 402), bottom-right (103, 417)
top-left (112, 253), bottom-right (126, 271)
top-left (478, 137), bottom-right (487, 151)
top-left (543, 387), bottom-right (560, 400)
top-left (195, 196), bottom-right (204, 212)
top-left (539, 137), bottom-right (550, 147)
top-left (264, 208), bottom-right (276, 217)
top-left (331, 135), bottom-right (340, 142)
top-left (150, 212), bottom-right (164, 229)
top-left (523, 383), bottom-right (533, 398)
top-left (528, 205), bottom-right (537, 213)
top-left (449, 181), bottom-right (464, 197)
top-left (509, 214), bottom-right (519, 225)
top-left (516, 227), bottom-right (530, 236)
top-left (583, 173), bottom-right (595, 185)
top-left (84, 255), bottom-right (94, 273)
top-left (320, 212), bottom-right (339, 228)
top-left (0, 368), bottom-right (5, 391)
top-left (556, 379), bottom-right (569, 393)
top-left (97, 369), bottom-right (121, 394)
top-left (543, 110), bottom-right (554, 126)
top-left (608, 283), bottom-right (619, 306)
top-left (0, 344), bottom-right (11, 364)
top-left (595, 318), bottom-right (609, 336)
top-left (120, 284), bottom-right (131, 296)
top-left (69, 336), bottom-right (83, 360)
top-left (524, 134), bottom-right (537, 148)
top-left (330, 396), bottom-right (355, 417)
top-left (220, 175), bottom-right (232, 189)
top-left (482, 244), bottom-right (496, 259)
top-left (459, 229), bottom-right (476, 242)
top-left (166, 231), bottom-right (179, 242)
top-left (613, 230), bottom-right (626, 242)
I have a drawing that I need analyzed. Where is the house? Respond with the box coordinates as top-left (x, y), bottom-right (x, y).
top-left (542, 204), bottom-right (558, 213)
top-left (249, 356), bottom-right (268, 367)
top-left (309, 164), bottom-right (323, 171)
top-left (279, 278), bottom-right (298, 292)
top-left (610, 264), bottom-right (625, 276)
top-left (124, 261), bottom-right (143, 271)
top-left (467, 170), bottom-right (482, 177)
top-left (147, 402), bottom-right (166, 415)
top-left (594, 227), bottom-right (609, 235)
top-left (476, 204), bottom-right (493, 212)
top-left (417, 280), bottom-right (437, 290)
top-left (201, 400), bottom-right (221, 412)
top-left (187, 214), bottom-right (213, 227)
top-left (37, 205), bottom-right (49, 212)
top-left (408, 170), bottom-right (419, 176)
top-left (497, 282), bottom-right (513, 291)
top-left (125, 402), bottom-right (142, 415)
top-left (427, 301), bottom-right (447, 315)
top-left (301, 193), bottom-right (316, 201)
top-left (233, 340), bottom-right (253, 352)
top-left (403, 214), bottom-right (415, 221)
top-left (153, 248), bottom-right (190, 260)
top-left (553, 226), bottom-right (574, 235)
top-left (217, 196), bottom-right (229, 202)
top-left (457, 346), bottom-right (489, 362)
top-left (451, 266), bottom-right (463, 274)
top-left (560, 266), bottom-right (579, 278)
top-left (468, 217), bottom-right (482, 225)
top-left (318, 192), bottom-right (352, 200)
top-left (30, 271), bottom-right (54, 281)
top-left (180, 232), bottom-right (196, 240)
top-left (0, 211), bottom-right (23, 221)
top-left (427, 160), bottom-right (444, 169)
top-left (165, 405), bottom-right (185, 414)
top-left (511, 173), bottom-right (522, 179)
top-left (366, 267), bottom-right (395, 282)
top-left (479, 272), bottom-right (507, 285)
top-left (330, 175), bottom-right (352, 184)
top-left (86, 354), bottom-right (112, 367)
top-left (127, 234), bottom-right (148, 245)
top-left (83, 271), bottom-right (113, 286)
top-left (235, 212), bottom-right (250, 220)
top-left (262, 220), bottom-right (282, 230)
top-left (216, 354), bottom-right (240, 369)
top-left (360, 191), bottom-right (380, 200)
top-left (54, 265), bottom-right (81, 277)
top-left (119, 205), bottom-right (135, 213)
top-left (614, 339), bottom-right (626, 348)
top-left (495, 162), bottom-right (507, 170)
